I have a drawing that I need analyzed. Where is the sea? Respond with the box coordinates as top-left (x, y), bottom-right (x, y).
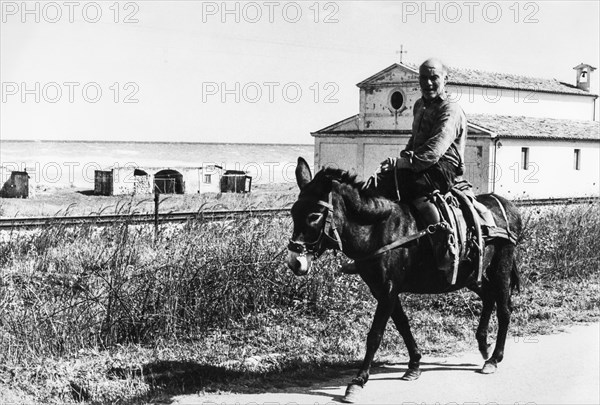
top-left (0, 140), bottom-right (314, 188)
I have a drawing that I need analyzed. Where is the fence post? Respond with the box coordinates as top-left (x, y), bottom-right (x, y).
top-left (154, 189), bottom-right (159, 242)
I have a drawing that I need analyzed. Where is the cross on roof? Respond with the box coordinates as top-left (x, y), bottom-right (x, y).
top-left (396, 45), bottom-right (408, 64)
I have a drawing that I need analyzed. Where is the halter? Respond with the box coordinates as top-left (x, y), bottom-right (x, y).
top-left (287, 192), bottom-right (344, 258)
top-left (288, 186), bottom-right (447, 264)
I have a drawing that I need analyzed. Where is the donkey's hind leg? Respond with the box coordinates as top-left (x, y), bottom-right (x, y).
top-left (482, 243), bottom-right (515, 374)
top-left (390, 296), bottom-right (422, 381)
top-left (468, 282), bottom-right (496, 361)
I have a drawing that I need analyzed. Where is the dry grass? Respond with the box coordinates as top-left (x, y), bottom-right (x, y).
top-left (0, 201), bottom-right (598, 404)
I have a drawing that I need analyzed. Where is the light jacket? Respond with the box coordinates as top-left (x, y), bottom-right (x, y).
top-left (402, 93), bottom-right (467, 174)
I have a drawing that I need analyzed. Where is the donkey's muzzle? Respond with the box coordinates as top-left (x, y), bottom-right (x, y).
top-left (286, 250), bottom-right (313, 276)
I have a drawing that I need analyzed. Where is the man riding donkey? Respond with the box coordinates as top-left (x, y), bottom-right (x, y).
top-left (287, 58), bottom-right (521, 403)
top-left (347, 58), bottom-right (495, 279)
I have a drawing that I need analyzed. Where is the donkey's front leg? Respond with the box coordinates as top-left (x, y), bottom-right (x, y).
top-left (342, 289), bottom-right (396, 403)
top-left (391, 297), bottom-right (422, 381)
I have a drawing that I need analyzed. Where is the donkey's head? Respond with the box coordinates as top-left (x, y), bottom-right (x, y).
top-left (286, 157), bottom-right (339, 276)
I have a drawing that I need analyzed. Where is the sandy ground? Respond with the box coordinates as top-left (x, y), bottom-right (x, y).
top-left (172, 322), bottom-right (600, 405)
top-left (0, 182), bottom-right (298, 217)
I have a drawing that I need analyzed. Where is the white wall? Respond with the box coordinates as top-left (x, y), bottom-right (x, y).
top-left (144, 167), bottom-right (222, 194)
top-left (316, 139), bottom-right (359, 174)
top-left (181, 167), bottom-right (222, 194)
top-left (316, 134), bottom-right (491, 194)
top-left (180, 168), bottom-right (200, 194)
top-left (197, 166), bottom-right (222, 194)
top-left (463, 138), bottom-right (493, 194)
top-left (492, 139), bottom-right (600, 199)
top-left (315, 135), bottom-right (600, 199)
top-left (112, 167), bottom-right (152, 196)
top-left (363, 141), bottom-right (408, 176)
top-left (360, 84), bottom-right (419, 131)
top-left (447, 85), bottom-right (596, 121)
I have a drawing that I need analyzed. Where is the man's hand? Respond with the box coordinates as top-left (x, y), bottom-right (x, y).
top-left (379, 157), bottom-right (396, 172)
top-left (400, 150), bottom-right (414, 160)
top-left (379, 156), bottom-right (412, 172)
top-left (396, 157), bottom-right (413, 170)
top-left (397, 150), bottom-right (414, 170)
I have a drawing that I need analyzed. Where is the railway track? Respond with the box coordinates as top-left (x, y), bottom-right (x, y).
top-left (0, 197), bottom-right (597, 230)
top-left (0, 208), bottom-right (289, 230)
top-left (511, 197), bottom-right (598, 207)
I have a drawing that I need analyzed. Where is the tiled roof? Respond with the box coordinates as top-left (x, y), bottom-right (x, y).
top-left (312, 115), bottom-right (411, 135)
top-left (362, 63), bottom-right (597, 97)
top-left (468, 114), bottom-right (600, 141)
top-left (313, 113), bottom-right (600, 142)
top-left (447, 68), bottom-right (593, 96)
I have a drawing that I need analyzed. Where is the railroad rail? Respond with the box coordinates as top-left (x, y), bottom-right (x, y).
top-left (511, 197), bottom-right (598, 207)
top-left (0, 197), bottom-right (597, 230)
top-left (0, 208), bottom-right (289, 230)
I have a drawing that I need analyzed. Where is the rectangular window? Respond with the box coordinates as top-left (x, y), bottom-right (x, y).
top-left (521, 147), bottom-right (529, 170)
top-left (574, 149), bottom-right (581, 170)
top-left (204, 174), bottom-right (212, 184)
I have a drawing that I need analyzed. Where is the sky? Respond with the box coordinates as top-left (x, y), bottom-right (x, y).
top-left (1, 0), bottom-right (599, 144)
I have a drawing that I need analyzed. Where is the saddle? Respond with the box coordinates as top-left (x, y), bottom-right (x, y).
top-left (418, 182), bottom-right (517, 286)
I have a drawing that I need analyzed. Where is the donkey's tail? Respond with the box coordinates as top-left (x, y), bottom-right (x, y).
top-left (510, 257), bottom-right (521, 293)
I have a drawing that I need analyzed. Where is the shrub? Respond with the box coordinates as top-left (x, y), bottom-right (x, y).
top-left (0, 214), bottom-right (370, 359)
top-left (518, 202), bottom-right (600, 283)
top-left (0, 202), bottom-right (597, 363)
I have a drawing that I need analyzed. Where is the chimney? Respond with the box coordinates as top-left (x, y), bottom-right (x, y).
top-left (573, 63), bottom-right (597, 92)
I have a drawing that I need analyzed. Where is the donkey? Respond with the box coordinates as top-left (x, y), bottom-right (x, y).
top-left (286, 157), bottom-right (522, 403)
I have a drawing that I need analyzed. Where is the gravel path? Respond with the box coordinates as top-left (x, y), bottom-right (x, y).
top-left (172, 322), bottom-right (599, 405)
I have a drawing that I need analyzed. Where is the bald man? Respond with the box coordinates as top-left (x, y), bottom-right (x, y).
top-left (382, 58), bottom-right (467, 225)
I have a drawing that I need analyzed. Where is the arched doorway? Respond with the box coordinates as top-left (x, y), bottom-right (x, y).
top-left (154, 169), bottom-right (184, 194)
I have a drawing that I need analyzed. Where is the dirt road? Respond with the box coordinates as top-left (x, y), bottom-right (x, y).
top-left (172, 323), bottom-right (599, 405)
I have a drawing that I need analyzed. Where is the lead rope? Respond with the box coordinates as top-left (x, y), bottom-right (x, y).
top-left (325, 192), bottom-right (344, 252)
top-left (362, 161), bottom-right (401, 203)
top-left (393, 163), bottom-right (401, 202)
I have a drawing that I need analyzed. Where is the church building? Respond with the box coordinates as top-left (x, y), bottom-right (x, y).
top-left (312, 62), bottom-right (599, 199)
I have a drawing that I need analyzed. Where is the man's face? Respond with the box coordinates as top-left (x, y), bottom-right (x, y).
top-left (419, 63), bottom-right (447, 101)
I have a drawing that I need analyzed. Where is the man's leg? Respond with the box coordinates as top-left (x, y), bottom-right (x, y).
top-left (397, 164), bottom-right (455, 271)
top-left (411, 195), bottom-right (441, 225)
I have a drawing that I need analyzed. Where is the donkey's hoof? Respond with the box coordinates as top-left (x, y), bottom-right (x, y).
top-left (479, 344), bottom-right (492, 360)
top-left (400, 368), bottom-right (421, 381)
top-left (341, 383), bottom-right (363, 403)
top-left (480, 361), bottom-right (497, 374)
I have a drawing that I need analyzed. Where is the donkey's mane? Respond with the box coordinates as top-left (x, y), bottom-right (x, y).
top-left (319, 167), bottom-right (365, 188)
top-left (317, 167), bottom-right (395, 221)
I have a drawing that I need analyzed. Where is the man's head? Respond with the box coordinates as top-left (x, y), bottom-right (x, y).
top-left (419, 58), bottom-right (448, 101)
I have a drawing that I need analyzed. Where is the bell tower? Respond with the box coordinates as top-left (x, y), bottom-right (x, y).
top-left (573, 63), bottom-right (597, 92)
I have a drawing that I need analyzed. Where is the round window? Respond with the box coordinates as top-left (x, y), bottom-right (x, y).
top-left (390, 91), bottom-right (404, 110)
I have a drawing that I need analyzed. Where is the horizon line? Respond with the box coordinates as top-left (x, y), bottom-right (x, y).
top-left (1, 139), bottom-right (314, 147)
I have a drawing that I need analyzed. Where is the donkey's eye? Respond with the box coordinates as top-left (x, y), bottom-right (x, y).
top-left (307, 213), bottom-right (323, 224)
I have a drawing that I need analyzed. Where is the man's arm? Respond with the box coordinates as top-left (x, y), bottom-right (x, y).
top-left (404, 135), bottom-right (414, 152)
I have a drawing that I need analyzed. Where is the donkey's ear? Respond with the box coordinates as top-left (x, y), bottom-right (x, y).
top-left (295, 157), bottom-right (312, 189)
